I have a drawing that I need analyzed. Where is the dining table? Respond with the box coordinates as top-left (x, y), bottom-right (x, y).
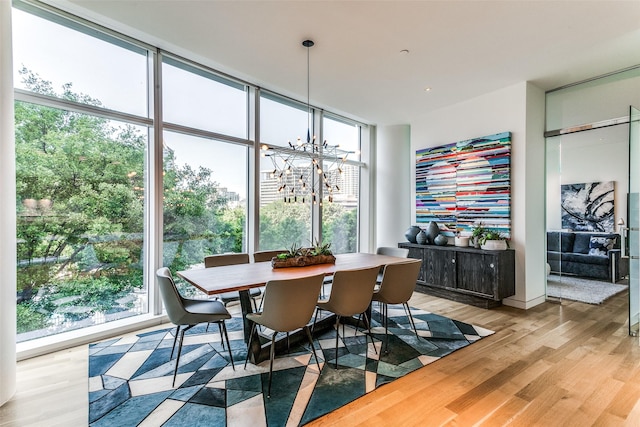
top-left (177, 252), bottom-right (412, 363)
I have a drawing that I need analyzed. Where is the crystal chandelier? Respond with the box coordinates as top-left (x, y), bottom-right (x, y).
top-left (260, 40), bottom-right (352, 204)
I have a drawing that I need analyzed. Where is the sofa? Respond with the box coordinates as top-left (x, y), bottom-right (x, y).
top-left (546, 231), bottom-right (621, 282)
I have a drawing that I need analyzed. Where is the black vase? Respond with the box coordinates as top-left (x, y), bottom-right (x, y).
top-left (404, 226), bottom-right (421, 243)
top-left (426, 221), bottom-right (440, 243)
top-left (434, 234), bottom-right (448, 246)
top-left (416, 230), bottom-right (428, 245)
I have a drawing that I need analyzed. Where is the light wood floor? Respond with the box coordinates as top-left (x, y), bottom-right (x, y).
top-left (2, 291), bottom-right (639, 427)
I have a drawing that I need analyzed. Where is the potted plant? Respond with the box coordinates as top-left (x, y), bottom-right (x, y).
top-left (470, 223), bottom-right (487, 248)
top-left (478, 230), bottom-right (509, 251)
top-left (271, 240), bottom-right (336, 268)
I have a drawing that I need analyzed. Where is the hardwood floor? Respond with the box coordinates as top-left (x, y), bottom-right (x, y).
top-left (2, 290), bottom-right (639, 426)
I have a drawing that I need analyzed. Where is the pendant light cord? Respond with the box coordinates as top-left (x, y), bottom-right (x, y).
top-left (303, 40), bottom-right (314, 144)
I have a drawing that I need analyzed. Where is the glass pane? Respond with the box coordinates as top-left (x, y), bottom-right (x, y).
top-left (12, 8), bottom-right (149, 117)
top-left (258, 151), bottom-right (312, 249)
top-left (16, 102), bottom-right (148, 342)
top-left (546, 126), bottom-right (629, 302)
top-left (162, 132), bottom-right (247, 294)
top-left (545, 67), bottom-right (640, 131)
top-left (322, 164), bottom-right (359, 254)
top-left (162, 58), bottom-right (247, 138)
top-left (260, 94), bottom-right (309, 147)
top-left (629, 106), bottom-right (639, 336)
top-left (323, 116), bottom-right (360, 161)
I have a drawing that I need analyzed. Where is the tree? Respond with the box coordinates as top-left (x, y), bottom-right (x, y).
top-left (15, 69), bottom-right (242, 336)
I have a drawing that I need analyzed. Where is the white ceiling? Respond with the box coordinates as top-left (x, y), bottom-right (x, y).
top-left (54, 0), bottom-right (640, 126)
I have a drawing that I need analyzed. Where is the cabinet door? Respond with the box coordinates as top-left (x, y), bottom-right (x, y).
top-left (402, 245), bottom-right (426, 284)
top-left (456, 252), bottom-right (497, 297)
top-left (424, 248), bottom-right (456, 288)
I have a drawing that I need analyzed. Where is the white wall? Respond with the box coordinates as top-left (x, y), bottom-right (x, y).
top-left (408, 82), bottom-right (546, 308)
top-left (1, 0), bottom-right (17, 406)
top-left (375, 125), bottom-right (411, 248)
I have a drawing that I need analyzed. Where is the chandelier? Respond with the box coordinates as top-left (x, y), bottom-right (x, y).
top-left (260, 40), bottom-right (352, 204)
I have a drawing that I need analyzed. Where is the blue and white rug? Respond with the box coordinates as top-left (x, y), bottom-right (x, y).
top-left (88, 305), bottom-right (494, 426)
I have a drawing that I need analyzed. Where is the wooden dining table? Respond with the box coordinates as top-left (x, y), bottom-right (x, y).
top-left (177, 252), bottom-right (412, 363)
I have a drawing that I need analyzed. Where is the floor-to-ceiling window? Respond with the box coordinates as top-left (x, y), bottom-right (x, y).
top-left (13, 3), bottom-right (151, 341)
top-left (321, 114), bottom-right (362, 254)
top-left (12, 0), bottom-right (368, 349)
top-left (161, 56), bottom-right (249, 295)
top-left (258, 93), bottom-right (313, 249)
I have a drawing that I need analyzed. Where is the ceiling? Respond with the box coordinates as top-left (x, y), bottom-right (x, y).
top-left (54, 0), bottom-right (640, 126)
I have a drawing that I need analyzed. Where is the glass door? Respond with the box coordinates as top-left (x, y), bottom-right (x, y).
top-left (629, 106), bottom-right (640, 336)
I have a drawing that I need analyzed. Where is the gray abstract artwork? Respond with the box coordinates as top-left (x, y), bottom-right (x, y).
top-left (561, 181), bottom-right (614, 232)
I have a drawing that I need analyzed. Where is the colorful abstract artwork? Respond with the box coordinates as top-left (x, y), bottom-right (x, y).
top-left (416, 132), bottom-right (511, 236)
top-left (561, 181), bottom-right (614, 232)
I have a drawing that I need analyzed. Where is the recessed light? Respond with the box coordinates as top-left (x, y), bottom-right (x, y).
top-left (424, 87), bottom-right (432, 92)
top-left (400, 49), bottom-right (409, 54)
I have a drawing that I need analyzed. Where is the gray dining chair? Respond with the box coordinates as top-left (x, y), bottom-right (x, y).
top-left (372, 259), bottom-right (422, 353)
top-left (253, 249), bottom-right (288, 263)
top-left (375, 246), bottom-right (410, 284)
top-left (252, 249), bottom-right (288, 311)
top-left (243, 273), bottom-right (325, 398)
top-left (204, 253), bottom-right (261, 311)
top-left (376, 246), bottom-right (410, 258)
top-left (313, 266), bottom-right (380, 368)
top-left (156, 267), bottom-right (235, 387)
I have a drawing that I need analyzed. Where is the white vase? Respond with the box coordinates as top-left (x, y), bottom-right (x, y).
top-left (480, 240), bottom-right (508, 251)
top-left (454, 236), bottom-right (469, 247)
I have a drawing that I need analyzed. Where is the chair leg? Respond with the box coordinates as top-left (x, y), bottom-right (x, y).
top-left (173, 324), bottom-right (194, 388)
top-left (335, 315), bottom-right (341, 369)
top-left (311, 307), bottom-right (320, 334)
top-left (404, 302), bottom-right (419, 338)
top-left (304, 325), bottom-right (322, 373)
top-left (220, 321), bottom-right (235, 370)
top-left (244, 322), bottom-right (257, 369)
top-left (170, 325), bottom-right (180, 359)
top-left (362, 311), bottom-right (378, 355)
top-left (267, 332), bottom-right (277, 398)
top-left (382, 303), bottom-right (390, 354)
top-left (217, 323), bottom-right (225, 350)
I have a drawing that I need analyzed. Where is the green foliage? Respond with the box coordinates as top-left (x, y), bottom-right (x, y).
top-left (470, 223), bottom-right (487, 239)
top-left (478, 229), bottom-right (508, 245)
top-left (311, 238), bottom-right (332, 256)
top-left (13, 68), bottom-right (358, 337)
top-left (16, 303), bottom-right (48, 334)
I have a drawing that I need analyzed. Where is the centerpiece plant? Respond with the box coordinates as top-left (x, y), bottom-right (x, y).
top-left (272, 239), bottom-right (336, 268)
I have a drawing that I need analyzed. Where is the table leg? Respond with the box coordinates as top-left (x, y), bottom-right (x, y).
top-left (238, 289), bottom-right (254, 344)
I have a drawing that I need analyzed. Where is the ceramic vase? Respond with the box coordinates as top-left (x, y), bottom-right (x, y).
top-left (434, 234), bottom-right (448, 246)
top-left (416, 230), bottom-right (428, 245)
top-left (454, 236), bottom-right (470, 247)
top-left (426, 221), bottom-right (440, 243)
top-left (404, 226), bottom-right (421, 243)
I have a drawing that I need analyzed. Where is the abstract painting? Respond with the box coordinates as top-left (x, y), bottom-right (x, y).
top-left (561, 181), bottom-right (614, 232)
top-left (416, 132), bottom-right (511, 236)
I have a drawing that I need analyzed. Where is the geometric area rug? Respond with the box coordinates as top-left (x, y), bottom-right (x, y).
top-left (88, 305), bottom-right (494, 426)
top-left (546, 274), bottom-right (627, 305)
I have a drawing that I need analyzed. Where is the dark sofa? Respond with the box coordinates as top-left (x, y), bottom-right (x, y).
top-left (547, 231), bottom-right (621, 282)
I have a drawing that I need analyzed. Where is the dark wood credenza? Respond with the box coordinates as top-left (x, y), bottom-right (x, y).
top-left (398, 242), bottom-right (515, 308)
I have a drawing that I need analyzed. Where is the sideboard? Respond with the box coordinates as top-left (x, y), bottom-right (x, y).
top-left (398, 242), bottom-right (515, 308)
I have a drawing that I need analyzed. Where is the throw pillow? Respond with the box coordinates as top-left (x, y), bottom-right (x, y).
top-left (588, 236), bottom-right (616, 257)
